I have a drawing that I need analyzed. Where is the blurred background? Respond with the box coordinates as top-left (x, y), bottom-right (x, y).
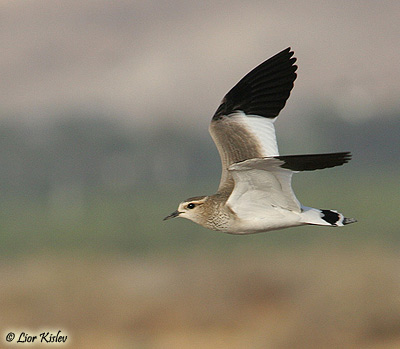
top-left (1, 0), bottom-right (400, 348)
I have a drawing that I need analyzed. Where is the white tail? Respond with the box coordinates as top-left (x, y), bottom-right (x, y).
top-left (301, 206), bottom-right (357, 227)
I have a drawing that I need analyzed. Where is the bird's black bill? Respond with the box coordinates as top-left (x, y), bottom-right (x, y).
top-left (163, 210), bottom-right (181, 221)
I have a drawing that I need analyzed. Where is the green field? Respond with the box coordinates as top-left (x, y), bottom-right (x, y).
top-left (1, 170), bottom-right (398, 257)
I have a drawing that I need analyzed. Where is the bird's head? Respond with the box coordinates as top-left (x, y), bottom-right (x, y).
top-left (163, 196), bottom-right (208, 225)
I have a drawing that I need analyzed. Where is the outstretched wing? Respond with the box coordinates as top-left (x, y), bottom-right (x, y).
top-left (209, 48), bottom-right (297, 194)
top-left (227, 157), bottom-right (301, 217)
top-left (227, 153), bottom-right (351, 219)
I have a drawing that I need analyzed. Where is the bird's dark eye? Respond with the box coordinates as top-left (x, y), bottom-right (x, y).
top-left (187, 203), bottom-right (196, 209)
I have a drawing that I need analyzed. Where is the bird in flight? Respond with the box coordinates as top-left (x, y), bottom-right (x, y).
top-left (164, 48), bottom-right (356, 234)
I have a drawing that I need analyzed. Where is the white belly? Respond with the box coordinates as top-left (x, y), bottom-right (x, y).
top-left (225, 208), bottom-right (304, 234)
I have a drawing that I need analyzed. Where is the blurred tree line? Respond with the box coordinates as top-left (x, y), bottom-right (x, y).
top-left (0, 109), bottom-right (398, 199)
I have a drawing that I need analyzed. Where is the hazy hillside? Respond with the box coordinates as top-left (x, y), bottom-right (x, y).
top-left (1, 1), bottom-right (400, 126)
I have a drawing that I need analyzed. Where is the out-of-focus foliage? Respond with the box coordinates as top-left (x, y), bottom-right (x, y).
top-left (0, 110), bottom-right (399, 198)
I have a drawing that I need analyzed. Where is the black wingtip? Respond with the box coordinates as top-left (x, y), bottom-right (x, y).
top-left (278, 47), bottom-right (292, 55)
top-left (276, 152), bottom-right (352, 171)
top-left (212, 47), bottom-right (298, 121)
